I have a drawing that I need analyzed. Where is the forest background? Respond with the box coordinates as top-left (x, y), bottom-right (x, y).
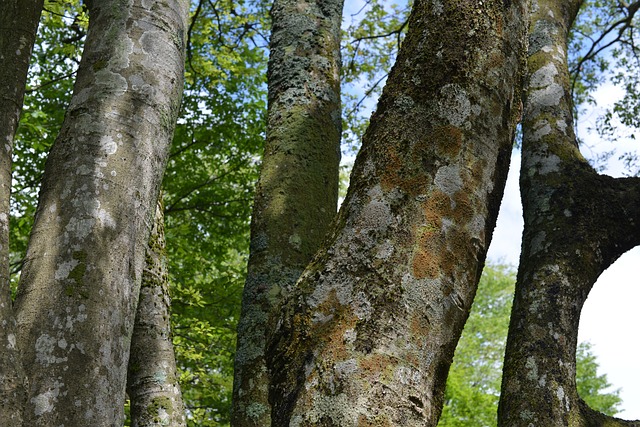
top-left (8, 0), bottom-right (639, 425)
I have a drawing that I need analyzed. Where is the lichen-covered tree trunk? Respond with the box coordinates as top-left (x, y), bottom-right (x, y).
top-left (127, 200), bottom-right (185, 427)
top-left (498, 1), bottom-right (640, 425)
top-left (231, 0), bottom-right (343, 425)
top-left (266, 1), bottom-right (528, 425)
top-left (0, 0), bottom-right (43, 423)
top-left (12, 0), bottom-right (188, 424)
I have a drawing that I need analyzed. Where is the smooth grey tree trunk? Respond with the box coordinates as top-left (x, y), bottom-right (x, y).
top-left (498, 1), bottom-right (640, 425)
top-left (231, 0), bottom-right (343, 425)
top-left (13, 0), bottom-right (189, 424)
top-left (266, 0), bottom-right (529, 425)
top-left (0, 0), bottom-right (43, 424)
top-left (127, 200), bottom-right (186, 427)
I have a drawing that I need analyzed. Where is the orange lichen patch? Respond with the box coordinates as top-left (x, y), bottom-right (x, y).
top-left (409, 311), bottom-right (431, 337)
top-left (422, 190), bottom-right (454, 218)
top-left (495, 13), bottom-right (504, 36)
top-left (312, 289), bottom-right (357, 362)
top-left (358, 414), bottom-right (393, 427)
top-left (452, 191), bottom-right (475, 224)
top-left (432, 125), bottom-right (463, 158)
top-left (359, 352), bottom-right (395, 378)
top-left (380, 144), bottom-right (403, 192)
top-left (380, 138), bottom-right (434, 197)
top-left (412, 250), bottom-right (440, 280)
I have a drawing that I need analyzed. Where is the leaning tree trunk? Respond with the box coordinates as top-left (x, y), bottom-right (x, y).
top-left (13, 0), bottom-right (188, 425)
top-left (231, 0), bottom-right (343, 425)
top-left (498, 1), bottom-right (640, 425)
top-left (127, 199), bottom-right (186, 427)
top-left (266, 0), bottom-right (528, 425)
top-left (0, 0), bottom-right (43, 423)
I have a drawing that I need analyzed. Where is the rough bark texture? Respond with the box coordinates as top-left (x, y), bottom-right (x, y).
top-left (127, 200), bottom-right (186, 427)
top-left (13, 0), bottom-right (188, 424)
top-left (266, 0), bottom-right (528, 425)
top-left (0, 1), bottom-right (43, 423)
top-left (498, 1), bottom-right (640, 425)
top-left (231, 0), bottom-right (343, 425)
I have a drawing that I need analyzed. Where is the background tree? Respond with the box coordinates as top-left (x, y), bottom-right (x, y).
top-left (7, 0), bottom-right (189, 423)
top-left (231, 0), bottom-right (343, 425)
top-left (0, 0), bottom-right (44, 423)
top-left (438, 264), bottom-right (621, 427)
top-left (499, 0), bottom-right (640, 425)
top-left (127, 201), bottom-right (186, 427)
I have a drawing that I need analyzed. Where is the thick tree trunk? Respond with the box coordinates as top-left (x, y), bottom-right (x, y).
top-left (13, 0), bottom-right (188, 424)
top-left (266, 0), bottom-right (528, 425)
top-left (498, 1), bottom-right (640, 425)
top-left (0, 0), bottom-right (43, 423)
top-left (127, 200), bottom-right (186, 427)
top-left (231, 0), bottom-right (343, 425)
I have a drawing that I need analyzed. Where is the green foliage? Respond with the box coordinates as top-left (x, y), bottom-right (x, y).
top-left (437, 264), bottom-right (622, 426)
top-left (341, 1), bottom-right (410, 152)
top-left (576, 341), bottom-right (622, 415)
top-left (164, 1), bottom-right (268, 425)
top-left (437, 264), bottom-right (514, 427)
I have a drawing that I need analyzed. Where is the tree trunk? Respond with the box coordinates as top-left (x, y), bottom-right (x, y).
top-left (266, 0), bottom-right (528, 425)
top-left (0, 0), bottom-right (43, 423)
top-left (498, 1), bottom-right (640, 425)
top-left (231, 0), bottom-right (343, 425)
top-left (127, 199), bottom-right (186, 427)
top-left (13, 0), bottom-right (188, 424)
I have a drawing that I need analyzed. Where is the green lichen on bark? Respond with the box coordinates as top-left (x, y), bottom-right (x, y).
top-left (231, 0), bottom-right (343, 425)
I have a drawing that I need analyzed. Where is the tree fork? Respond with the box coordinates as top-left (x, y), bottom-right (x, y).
top-left (267, 0), bottom-right (528, 425)
top-left (499, 1), bottom-right (640, 425)
top-left (231, 0), bottom-right (343, 425)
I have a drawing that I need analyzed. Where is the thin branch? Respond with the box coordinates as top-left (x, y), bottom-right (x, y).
top-left (349, 18), bottom-right (408, 45)
top-left (186, 0), bottom-right (205, 77)
top-left (346, 72), bottom-right (389, 118)
top-left (25, 69), bottom-right (78, 93)
top-left (571, 3), bottom-right (640, 96)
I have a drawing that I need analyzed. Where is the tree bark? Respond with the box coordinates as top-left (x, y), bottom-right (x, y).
top-left (266, 0), bottom-right (528, 425)
top-left (127, 200), bottom-right (186, 427)
top-left (0, 0), bottom-right (43, 423)
top-left (13, 0), bottom-right (188, 424)
top-left (498, 1), bottom-right (640, 425)
top-left (231, 0), bottom-right (343, 425)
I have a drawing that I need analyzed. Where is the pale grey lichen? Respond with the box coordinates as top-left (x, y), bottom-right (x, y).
top-left (525, 356), bottom-right (538, 381)
top-left (99, 135), bottom-right (118, 155)
top-left (438, 84), bottom-right (471, 127)
top-left (54, 259), bottom-right (80, 280)
top-left (529, 63), bottom-right (558, 88)
top-left (35, 334), bottom-right (67, 366)
top-left (334, 359), bottom-right (358, 378)
top-left (434, 165), bottom-right (463, 196)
